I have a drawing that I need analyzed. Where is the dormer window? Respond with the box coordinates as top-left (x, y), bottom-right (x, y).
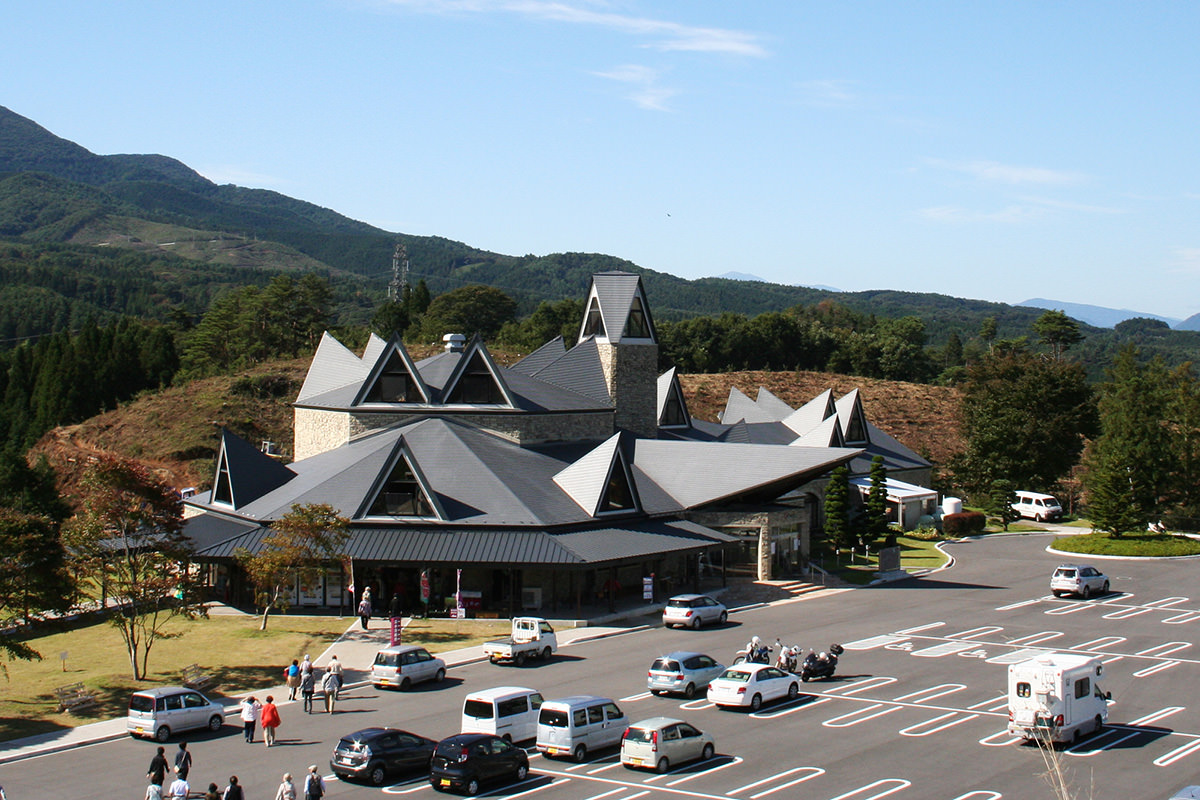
top-left (600, 460), bottom-right (636, 512)
top-left (367, 455), bottom-right (435, 517)
top-left (581, 297), bottom-right (606, 338)
top-left (213, 452), bottom-right (233, 506)
top-left (365, 352), bottom-right (422, 403)
top-left (624, 296), bottom-right (650, 339)
top-left (446, 352), bottom-right (505, 404)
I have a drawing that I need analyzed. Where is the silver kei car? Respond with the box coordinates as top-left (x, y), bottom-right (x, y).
top-left (662, 594), bottom-right (728, 630)
top-left (1050, 564), bottom-right (1110, 599)
top-left (646, 652), bottom-right (726, 699)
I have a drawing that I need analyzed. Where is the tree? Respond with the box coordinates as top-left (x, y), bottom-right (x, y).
top-left (64, 457), bottom-right (203, 680)
top-left (823, 466), bottom-right (853, 555)
top-left (985, 479), bottom-right (1020, 531)
top-left (953, 352), bottom-right (1097, 499)
top-left (237, 504), bottom-right (350, 630)
top-left (863, 456), bottom-right (890, 546)
top-left (1032, 310), bottom-right (1083, 361)
top-left (371, 300), bottom-right (409, 339)
top-left (979, 317), bottom-right (998, 352)
top-left (0, 509), bottom-right (71, 674)
top-left (414, 285), bottom-right (518, 342)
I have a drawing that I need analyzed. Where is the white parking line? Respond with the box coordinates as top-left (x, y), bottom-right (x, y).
top-left (1102, 606), bottom-right (1154, 620)
top-left (947, 626), bottom-right (1004, 639)
top-left (822, 703), bottom-right (904, 727)
top-left (1132, 660), bottom-right (1181, 678)
top-left (746, 766), bottom-right (825, 798)
top-left (893, 683), bottom-right (967, 703)
top-left (1163, 611), bottom-right (1200, 625)
top-left (679, 699), bottom-right (715, 711)
top-left (1136, 641), bottom-right (1192, 657)
top-left (728, 767), bottom-right (824, 796)
top-left (952, 792), bottom-right (1002, 799)
top-left (995, 599), bottom-right (1040, 611)
top-left (495, 778), bottom-right (573, 798)
top-left (827, 779), bottom-right (912, 800)
top-left (1007, 631), bottom-right (1063, 646)
top-left (1072, 636), bottom-right (1126, 650)
top-left (898, 711), bottom-right (981, 737)
top-left (586, 762), bottom-right (625, 775)
top-left (581, 788), bottom-right (627, 800)
top-left (1128, 707), bottom-right (1186, 727)
top-left (969, 694), bottom-right (1009, 712)
top-left (1045, 603), bottom-right (1091, 616)
top-left (843, 634), bottom-right (909, 650)
top-left (1154, 736), bottom-right (1200, 767)
top-left (896, 622), bottom-right (945, 634)
top-left (1145, 597), bottom-right (1190, 608)
top-left (827, 676), bottom-right (897, 696)
top-left (1066, 729), bottom-right (1142, 757)
top-left (751, 696), bottom-right (833, 719)
top-left (986, 648), bottom-right (1052, 665)
top-left (663, 756), bottom-right (743, 785)
top-left (978, 729), bottom-right (1024, 747)
top-left (621, 692), bottom-right (654, 702)
top-left (911, 642), bottom-right (977, 658)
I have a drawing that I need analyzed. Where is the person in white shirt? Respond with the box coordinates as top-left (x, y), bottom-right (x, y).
top-left (239, 696), bottom-right (261, 743)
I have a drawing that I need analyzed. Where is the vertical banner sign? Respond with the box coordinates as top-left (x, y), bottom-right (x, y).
top-left (390, 616), bottom-right (402, 646)
top-left (643, 575), bottom-right (654, 601)
top-left (455, 568), bottom-right (465, 620)
top-left (420, 569), bottom-right (430, 605)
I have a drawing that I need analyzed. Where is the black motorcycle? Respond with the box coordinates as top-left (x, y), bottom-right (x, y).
top-left (800, 643), bottom-right (844, 682)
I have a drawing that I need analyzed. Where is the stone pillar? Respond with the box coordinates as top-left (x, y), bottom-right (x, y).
top-left (596, 341), bottom-right (659, 438)
top-left (758, 524), bottom-right (772, 581)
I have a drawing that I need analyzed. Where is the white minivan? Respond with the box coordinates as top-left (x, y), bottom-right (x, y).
top-left (536, 695), bottom-right (626, 762)
top-left (461, 686), bottom-right (544, 743)
top-left (1012, 491), bottom-right (1063, 522)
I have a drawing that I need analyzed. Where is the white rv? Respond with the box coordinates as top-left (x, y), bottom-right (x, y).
top-left (1007, 653), bottom-right (1110, 744)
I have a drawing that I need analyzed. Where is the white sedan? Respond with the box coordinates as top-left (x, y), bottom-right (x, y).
top-left (706, 663), bottom-right (799, 711)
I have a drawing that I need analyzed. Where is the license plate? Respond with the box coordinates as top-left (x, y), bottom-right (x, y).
top-left (379, 678), bottom-right (391, 685)
top-left (548, 747), bottom-right (561, 755)
top-left (631, 758), bottom-right (643, 766)
top-left (135, 727), bottom-right (144, 734)
top-left (440, 779), bottom-right (451, 787)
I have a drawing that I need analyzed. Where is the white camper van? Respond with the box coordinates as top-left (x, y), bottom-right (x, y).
top-left (1007, 653), bottom-right (1110, 744)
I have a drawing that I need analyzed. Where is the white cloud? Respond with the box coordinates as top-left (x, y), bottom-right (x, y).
top-left (592, 64), bottom-right (676, 111)
top-left (918, 204), bottom-right (1043, 224)
top-left (383, 0), bottom-right (767, 56)
top-left (925, 158), bottom-right (1086, 186)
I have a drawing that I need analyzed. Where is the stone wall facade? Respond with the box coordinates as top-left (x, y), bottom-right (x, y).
top-left (597, 341), bottom-right (659, 438)
top-left (294, 408), bottom-right (353, 461)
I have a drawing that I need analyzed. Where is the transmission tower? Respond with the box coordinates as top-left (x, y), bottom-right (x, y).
top-left (388, 242), bottom-right (409, 303)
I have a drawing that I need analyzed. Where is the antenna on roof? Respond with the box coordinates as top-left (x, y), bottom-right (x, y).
top-left (388, 242), bottom-right (409, 304)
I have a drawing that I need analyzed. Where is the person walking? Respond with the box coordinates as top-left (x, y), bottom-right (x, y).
top-left (167, 774), bottom-right (190, 800)
top-left (358, 595), bottom-right (371, 630)
top-left (300, 653), bottom-right (313, 678)
top-left (275, 772), bottom-right (297, 800)
top-left (326, 654), bottom-right (343, 695)
top-left (303, 765), bottom-right (325, 800)
top-left (261, 695), bottom-right (281, 747)
top-left (320, 666), bottom-right (341, 713)
top-left (148, 745), bottom-right (170, 788)
top-left (221, 776), bottom-right (243, 800)
top-left (239, 696), bottom-right (261, 743)
top-left (285, 659), bottom-right (301, 700)
top-left (300, 666), bottom-right (316, 713)
top-left (204, 783), bottom-right (220, 800)
top-left (144, 781), bottom-right (163, 800)
top-left (173, 741), bottom-right (193, 780)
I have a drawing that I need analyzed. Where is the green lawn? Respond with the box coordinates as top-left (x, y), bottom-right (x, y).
top-left (1051, 530), bottom-right (1200, 557)
top-left (0, 612), bottom-right (511, 742)
top-left (829, 535), bottom-right (950, 584)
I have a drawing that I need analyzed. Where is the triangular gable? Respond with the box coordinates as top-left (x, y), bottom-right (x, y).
top-left (353, 335), bottom-right (431, 405)
top-left (789, 414), bottom-right (845, 448)
top-left (656, 367), bottom-right (691, 429)
top-left (358, 440), bottom-right (444, 520)
top-left (360, 332), bottom-right (388, 369)
top-left (835, 389), bottom-right (870, 445)
top-left (530, 338), bottom-right (612, 406)
top-left (553, 433), bottom-right (641, 516)
top-left (782, 389), bottom-right (836, 436)
top-left (296, 332), bottom-right (371, 403)
top-left (577, 271), bottom-right (657, 344)
top-left (210, 429), bottom-right (296, 509)
top-left (721, 386), bottom-right (779, 424)
top-left (755, 387), bottom-right (794, 421)
top-left (510, 336), bottom-right (567, 376)
top-left (441, 336), bottom-right (515, 406)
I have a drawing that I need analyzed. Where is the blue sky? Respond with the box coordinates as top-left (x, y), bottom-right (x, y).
top-left (4, 1), bottom-right (1199, 318)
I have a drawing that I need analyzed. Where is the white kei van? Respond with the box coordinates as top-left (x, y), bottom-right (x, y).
top-left (461, 686), bottom-right (544, 743)
top-left (536, 695), bottom-right (626, 762)
top-left (1012, 491), bottom-right (1063, 522)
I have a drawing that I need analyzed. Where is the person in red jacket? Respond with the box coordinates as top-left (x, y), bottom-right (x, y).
top-left (260, 695), bottom-right (281, 747)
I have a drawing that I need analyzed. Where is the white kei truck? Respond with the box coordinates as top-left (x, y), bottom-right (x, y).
top-left (1007, 653), bottom-right (1111, 744)
top-left (482, 617), bottom-right (558, 666)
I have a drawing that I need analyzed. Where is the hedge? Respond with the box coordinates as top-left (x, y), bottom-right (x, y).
top-left (943, 511), bottom-right (987, 535)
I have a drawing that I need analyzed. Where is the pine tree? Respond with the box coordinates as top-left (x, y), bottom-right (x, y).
top-left (986, 479), bottom-right (1020, 531)
top-left (823, 466), bottom-right (852, 555)
top-left (864, 456), bottom-right (890, 546)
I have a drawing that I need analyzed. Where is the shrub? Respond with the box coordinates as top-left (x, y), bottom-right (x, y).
top-left (942, 511), bottom-right (986, 536)
top-left (907, 526), bottom-right (943, 541)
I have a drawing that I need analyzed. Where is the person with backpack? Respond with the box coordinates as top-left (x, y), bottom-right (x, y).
top-left (303, 765), bottom-right (325, 800)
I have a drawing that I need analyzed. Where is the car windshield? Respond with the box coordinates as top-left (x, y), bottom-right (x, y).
top-left (718, 669), bottom-right (751, 682)
top-left (434, 741), bottom-right (469, 759)
top-left (625, 728), bottom-right (655, 743)
top-left (1055, 568), bottom-right (1076, 578)
top-left (129, 694), bottom-right (154, 712)
top-left (650, 659), bottom-right (680, 672)
top-left (666, 599), bottom-right (691, 608)
top-left (337, 738), bottom-right (369, 752)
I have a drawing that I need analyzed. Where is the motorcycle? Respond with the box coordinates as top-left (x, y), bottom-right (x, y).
top-left (732, 642), bottom-right (773, 665)
top-left (775, 639), bottom-right (802, 673)
top-left (800, 643), bottom-right (844, 682)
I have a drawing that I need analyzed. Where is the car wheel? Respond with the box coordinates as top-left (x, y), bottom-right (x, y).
top-left (718, 611), bottom-right (728, 625)
top-left (684, 683), bottom-right (696, 699)
top-left (208, 714), bottom-right (222, 732)
top-left (516, 651), bottom-right (528, 667)
top-left (691, 616), bottom-right (702, 630)
top-left (400, 676), bottom-right (412, 691)
top-left (1082, 585), bottom-right (1092, 600)
top-left (155, 725), bottom-right (170, 743)
top-left (750, 693), bottom-right (762, 711)
top-left (656, 757), bottom-right (670, 774)
top-left (1102, 581), bottom-right (1110, 594)
top-left (369, 764), bottom-right (387, 786)
top-left (542, 647), bottom-right (552, 661)
top-left (1093, 715), bottom-right (1103, 736)
top-left (572, 744), bottom-right (587, 763)
top-left (1036, 514), bottom-right (1045, 522)
top-left (434, 668), bottom-right (446, 683)
top-left (515, 763), bottom-right (528, 781)
top-left (1072, 728), bottom-right (1081, 745)
top-left (466, 778), bottom-right (480, 796)
top-left (650, 689), bottom-right (662, 696)
top-left (702, 743), bottom-right (714, 761)
top-left (787, 682), bottom-right (799, 700)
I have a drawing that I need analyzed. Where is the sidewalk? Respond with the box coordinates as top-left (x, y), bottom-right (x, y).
top-left (0, 578), bottom-right (829, 764)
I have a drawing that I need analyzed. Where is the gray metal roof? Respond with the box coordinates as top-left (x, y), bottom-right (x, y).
top-left (588, 271), bottom-right (656, 344)
top-left (530, 338), bottom-right (611, 406)
top-left (296, 333), bottom-right (369, 403)
top-left (216, 428), bottom-right (296, 508)
top-left (510, 337), bottom-right (567, 376)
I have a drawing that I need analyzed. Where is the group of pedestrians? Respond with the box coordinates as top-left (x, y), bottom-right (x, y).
top-left (144, 742), bottom-right (244, 800)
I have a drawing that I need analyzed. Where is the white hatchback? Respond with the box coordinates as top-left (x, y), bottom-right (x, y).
top-left (662, 595), bottom-right (728, 630)
top-left (706, 663), bottom-right (799, 711)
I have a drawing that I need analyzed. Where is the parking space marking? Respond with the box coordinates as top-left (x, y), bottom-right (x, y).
top-left (952, 792), bottom-right (1002, 799)
top-left (996, 599), bottom-right (1040, 611)
top-left (586, 761), bottom-right (625, 775)
top-left (1154, 736), bottom-right (1200, 767)
top-left (501, 778), bottom-right (575, 798)
top-left (1146, 597), bottom-right (1190, 608)
top-left (1072, 636), bottom-right (1126, 650)
top-left (751, 696), bottom-right (833, 719)
top-left (728, 767), bottom-right (824, 797)
top-left (1094, 593), bottom-right (1129, 604)
top-left (1133, 660), bottom-right (1181, 677)
top-left (947, 626), bottom-right (1004, 639)
top-left (898, 711), bottom-right (981, 737)
top-left (1007, 631), bottom-right (1063, 646)
top-left (1163, 611), bottom-right (1200, 625)
top-left (985, 648), bottom-right (1051, 665)
top-left (1045, 602), bottom-right (1091, 616)
top-left (911, 641), bottom-right (978, 658)
top-left (1137, 641), bottom-right (1192, 657)
top-left (1066, 728), bottom-right (1142, 757)
top-left (1129, 707), bottom-right (1186, 727)
top-left (828, 676), bottom-right (897, 695)
top-left (896, 622), bottom-right (945, 634)
top-left (969, 694), bottom-right (1009, 712)
top-left (822, 703), bottom-right (905, 727)
top-left (621, 692), bottom-right (653, 702)
top-left (827, 778), bottom-right (911, 800)
top-left (1103, 606), bottom-right (1155, 620)
top-left (843, 634), bottom-right (909, 650)
top-left (581, 788), bottom-right (626, 800)
top-left (978, 730), bottom-right (1023, 747)
top-left (679, 699), bottom-right (715, 711)
top-left (893, 683), bottom-right (967, 703)
top-left (662, 756), bottom-right (743, 786)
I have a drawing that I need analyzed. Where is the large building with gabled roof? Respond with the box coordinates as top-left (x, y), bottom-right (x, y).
top-left (183, 272), bottom-right (867, 616)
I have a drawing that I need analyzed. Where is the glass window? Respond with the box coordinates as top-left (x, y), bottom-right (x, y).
top-left (498, 697), bottom-right (528, 717)
top-left (604, 703), bottom-right (624, 721)
top-left (1075, 677), bottom-right (1090, 699)
top-left (1016, 682), bottom-right (1031, 698)
top-left (165, 694), bottom-right (184, 711)
top-left (368, 456), bottom-right (434, 517)
top-left (464, 700), bottom-right (495, 720)
top-left (365, 352), bottom-right (422, 403)
top-left (587, 706), bottom-right (604, 724)
top-left (663, 725), bottom-right (680, 741)
top-left (624, 296), bottom-right (651, 339)
top-left (572, 709), bottom-right (587, 727)
top-left (183, 693), bottom-right (206, 708)
top-left (539, 709), bottom-right (568, 727)
top-left (581, 298), bottom-right (606, 338)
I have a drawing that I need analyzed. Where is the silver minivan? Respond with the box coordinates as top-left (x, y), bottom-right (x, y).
top-left (536, 695), bottom-right (625, 762)
top-left (371, 645), bottom-right (446, 691)
top-left (127, 686), bottom-right (225, 742)
top-left (461, 686), bottom-right (544, 743)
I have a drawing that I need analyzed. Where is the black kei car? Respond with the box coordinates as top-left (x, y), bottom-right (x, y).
top-left (331, 727), bottom-right (437, 786)
top-left (430, 733), bottom-right (530, 795)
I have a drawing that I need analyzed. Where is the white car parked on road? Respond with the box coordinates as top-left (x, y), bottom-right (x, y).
top-left (706, 663), bottom-right (799, 711)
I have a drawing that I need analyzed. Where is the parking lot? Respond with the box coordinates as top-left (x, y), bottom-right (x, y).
top-left (5, 532), bottom-right (1199, 799)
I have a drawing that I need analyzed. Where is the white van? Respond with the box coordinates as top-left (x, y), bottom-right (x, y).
top-left (536, 695), bottom-right (626, 762)
top-left (461, 686), bottom-right (544, 743)
top-left (1007, 653), bottom-right (1110, 744)
top-left (1012, 491), bottom-right (1063, 522)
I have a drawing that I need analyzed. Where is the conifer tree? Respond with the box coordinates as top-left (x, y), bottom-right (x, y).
top-left (864, 456), bottom-right (890, 545)
top-left (823, 465), bottom-right (852, 555)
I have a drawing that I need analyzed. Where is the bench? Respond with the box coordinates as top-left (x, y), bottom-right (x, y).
top-left (54, 682), bottom-right (97, 714)
top-left (182, 663), bottom-right (214, 691)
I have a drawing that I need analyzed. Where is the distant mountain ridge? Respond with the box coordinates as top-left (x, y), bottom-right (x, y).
top-left (1019, 298), bottom-right (1181, 329)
